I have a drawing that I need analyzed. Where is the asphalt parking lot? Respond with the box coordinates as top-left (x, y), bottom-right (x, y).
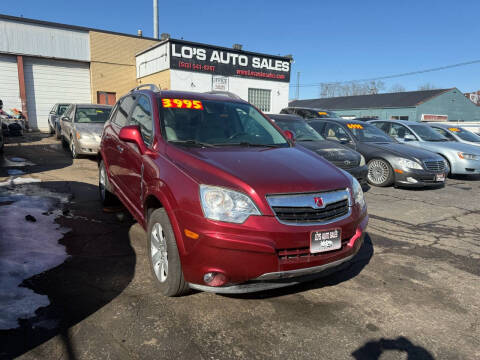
top-left (0, 133), bottom-right (479, 360)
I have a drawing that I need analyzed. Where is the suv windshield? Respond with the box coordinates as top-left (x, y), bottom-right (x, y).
top-left (410, 124), bottom-right (447, 141)
top-left (58, 105), bottom-right (69, 115)
top-left (273, 119), bottom-right (324, 141)
top-left (349, 123), bottom-right (394, 143)
top-left (454, 128), bottom-right (480, 142)
top-left (75, 107), bottom-right (111, 123)
top-left (161, 99), bottom-right (288, 147)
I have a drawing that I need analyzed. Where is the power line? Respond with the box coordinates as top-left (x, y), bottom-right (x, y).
top-left (289, 59), bottom-right (480, 88)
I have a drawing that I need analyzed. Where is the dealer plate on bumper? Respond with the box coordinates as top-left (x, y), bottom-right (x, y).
top-left (310, 229), bottom-right (341, 253)
top-left (436, 173), bottom-right (445, 182)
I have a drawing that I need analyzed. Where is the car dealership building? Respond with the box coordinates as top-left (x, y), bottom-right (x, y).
top-left (0, 14), bottom-right (292, 131)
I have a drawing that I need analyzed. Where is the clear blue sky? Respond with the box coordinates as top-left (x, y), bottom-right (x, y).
top-left (1, 0), bottom-right (479, 99)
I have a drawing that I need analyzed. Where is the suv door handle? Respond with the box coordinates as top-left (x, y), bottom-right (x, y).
top-left (117, 145), bottom-right (124, 153)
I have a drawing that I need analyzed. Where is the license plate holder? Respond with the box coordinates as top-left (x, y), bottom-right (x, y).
top-left (310, 229), bottom-right (342, 254)
top-left (436, 173), bottom-right (445, 182)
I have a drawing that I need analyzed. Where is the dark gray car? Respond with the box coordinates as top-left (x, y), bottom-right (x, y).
top-left (307, 118), bottom-right (448, 188)
top-left (48, 103), bottom-right (71, 137)
top-left (60, 104), bottom-right (112, 158)
top-left (267, 114), bottom-right (368, 184)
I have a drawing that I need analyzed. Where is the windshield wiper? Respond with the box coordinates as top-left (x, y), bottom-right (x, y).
top-left (215, 142), bottom-right (284, 148)
top-left (169, 140), bottom-right (216, 148)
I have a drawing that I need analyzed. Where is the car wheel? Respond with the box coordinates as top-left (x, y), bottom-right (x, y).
top-left (367, 159), bottom-right (394, 187)
top-left (98, 160), bottom-right (117, 206)
top-left (70, 138), bottom-right (78, 159)
top-left (147, 208), bottom-right (189, 297)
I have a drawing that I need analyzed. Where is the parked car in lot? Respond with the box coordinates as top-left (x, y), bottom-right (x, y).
top-left (48, 103), bottom-right (71, 137)
top-left (98, 85), bottom-right (368, 296)
top-left (370, 120), bottom-right (480, 176)
top-left (427, 123), bottom-right (480, 147)
top-left (0, 116), bottom-right (4, 152)
top-left (307, 118), bottom-right (448, 187)
top-left (60, 104), bottom-right (112, 158)
top-left (267, 114), bottom-right (368, 184)
top-left (281, 107), bottom-right (338, 119)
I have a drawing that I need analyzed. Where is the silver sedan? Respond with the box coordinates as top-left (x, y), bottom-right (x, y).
top-left (60, 104), bottom-right (112, 158)
top-left (427, 123), bottom-right (480, 147)
top-left (370, 120), bottom-right (480, 175)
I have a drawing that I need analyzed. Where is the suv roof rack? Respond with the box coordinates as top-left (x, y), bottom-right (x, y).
top-left (204, 91), bottom-right (242, 100)
top-left (130, 84), bottom-right (160, 92)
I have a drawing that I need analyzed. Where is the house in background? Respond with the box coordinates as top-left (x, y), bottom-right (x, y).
top-left (290, 88), bottom-right (480, 122)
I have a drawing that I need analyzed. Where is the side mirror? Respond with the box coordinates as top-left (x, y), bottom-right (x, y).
top-left (404, 134), bottom-right (416, 141)
top-left (61, 116), bottom-right (70, 122)
top-left (338, 136), bottom-right (350, 144)
top-left (283, 130), bottom-right (295, 142)
top-left (119, 125), bottom-right (149, 154)
top-left (50, 110), bottom-right (56, 115)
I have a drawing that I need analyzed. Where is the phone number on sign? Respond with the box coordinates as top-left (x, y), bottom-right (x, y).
top-left (161, 99), bottom-right (204, 109)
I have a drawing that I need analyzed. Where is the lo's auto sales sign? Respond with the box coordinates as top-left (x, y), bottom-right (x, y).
top-left (170, 40), bottom-right (291, 82)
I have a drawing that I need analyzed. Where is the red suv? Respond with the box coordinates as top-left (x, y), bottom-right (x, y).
top-left (98, 85), bottom-right (369, 296)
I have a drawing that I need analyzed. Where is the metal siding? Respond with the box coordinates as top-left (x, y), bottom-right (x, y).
top-left (0, 54), bottom-right (21, 111)
top-left (0, 19), bottom-right (90, 62)
top-left (24, 57), bottom-right (91, 131)
top-left (416, 89), bottom-right (480, 122)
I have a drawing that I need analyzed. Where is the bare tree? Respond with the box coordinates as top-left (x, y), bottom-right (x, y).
top-left (319, 80), bottom-right (386, 98)
top-left (389, 84), bottom-right (406, 93)
top-left (418, 83), bottom-right (438, 91)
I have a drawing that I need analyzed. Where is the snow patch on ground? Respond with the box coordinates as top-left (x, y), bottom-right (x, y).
top-left (0, 177), bottom-right (42, 187)
top-left (0, 187), bottom-right (70, 330)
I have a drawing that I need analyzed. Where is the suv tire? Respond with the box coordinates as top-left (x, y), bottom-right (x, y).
top-left (99, 160), bottom-right (117, 206)
top-left (147, 208), bottom-right (189, 297)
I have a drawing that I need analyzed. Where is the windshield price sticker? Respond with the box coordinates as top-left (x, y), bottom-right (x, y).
top-left (162, 99), bottom-right (204, 110)
top-left (318, 111), bottom-right (328, 116)
top-left (448, 127), bottom-right (460, 132)
top-left (347, 124), bottom-right (363, 129)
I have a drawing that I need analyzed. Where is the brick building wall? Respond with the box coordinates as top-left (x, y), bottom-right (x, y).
top-left (89, 31), bottom-right (158, 103)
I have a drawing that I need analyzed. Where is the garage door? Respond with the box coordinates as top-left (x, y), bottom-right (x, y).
top-left (24, 57), bottom-right (91, 131)
top-left (0, 54), bottom-right (21, 113)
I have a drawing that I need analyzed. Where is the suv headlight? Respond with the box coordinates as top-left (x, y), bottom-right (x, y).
top-left (359, 155), bottom-right (366, 166)
top-left (200, 185), bottom-right (261, 223)
top-left (398, 158), bottom-right (423, 170)
top-left (351, 177), bottom-right (366, 209)
top-left (457, 152), bottom-right (479, 160)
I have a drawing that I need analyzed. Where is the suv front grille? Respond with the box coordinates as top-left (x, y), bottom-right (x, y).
top-left (267, 189), bottom-right (351, 225)
top-left (272, 199), bottom-right (348, 223)
top-left (277, 239), bottom-right (350, 264)
top-left (424, 160), bottom-right (446, 172)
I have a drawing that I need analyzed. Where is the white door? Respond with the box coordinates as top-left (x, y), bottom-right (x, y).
top-left (24, 57), bottom-right (91, 131)
top-left (0, 54), bottom-right (21, 112)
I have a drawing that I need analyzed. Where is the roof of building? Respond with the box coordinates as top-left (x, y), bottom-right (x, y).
top-left (289, 88), bottom-right (453, 110)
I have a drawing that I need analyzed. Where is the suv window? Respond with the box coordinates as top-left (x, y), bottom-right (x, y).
top-left (113, 95), bottom-right (136, 127)
top-left (130, 95), bottom-right (153, 146)
top-left (63, 105), bottom-right (74, 119)
top-left (57, 104), bottom-right (69, 115)
top-left (389, 123), bottom-right (415, 140)
top-left (373, 121), bottom-right (390, 133)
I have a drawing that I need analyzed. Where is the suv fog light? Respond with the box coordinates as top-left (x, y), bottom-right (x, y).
top-left (203, 272), bottom-right (227, 287)
top-left (406, 177), bottom-right (418, 183)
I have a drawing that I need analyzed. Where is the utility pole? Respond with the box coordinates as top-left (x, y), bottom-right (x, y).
top-left (296, 72), bottom-right (300, 100)
top-left (153, 0), bottom-right (159, 39)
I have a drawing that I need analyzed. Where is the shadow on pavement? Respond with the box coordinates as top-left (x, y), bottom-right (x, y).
top-left (352, 336), bottom-right (435, 360)
top-left (223, 233), bottom-right (374, 300)
top-left (0, 181), bottom-right (135, 359)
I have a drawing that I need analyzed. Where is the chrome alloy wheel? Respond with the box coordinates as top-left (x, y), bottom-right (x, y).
top-left (368, 159), bottom-right (390, 185)
top-left (151, 223), bottom-right (168, 283)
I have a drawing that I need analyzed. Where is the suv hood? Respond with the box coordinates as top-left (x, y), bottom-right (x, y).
top-left (298, 140), bottom-right (360, 163)
top-left (366, 142), bottom-right (443, 161)
top-left (166, 145), bottom-right (351, 198)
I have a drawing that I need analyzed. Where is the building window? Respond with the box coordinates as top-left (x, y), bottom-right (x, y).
top-left (97, 91), bottom-right (116, 105)
top-left (391, 116), bottom-right (409, 120)
top-left (248, 88), bottom-right (271, 112)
